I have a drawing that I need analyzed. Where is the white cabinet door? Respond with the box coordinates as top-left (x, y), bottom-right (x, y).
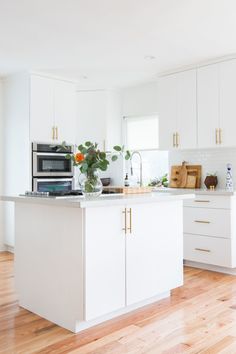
top-left (30, 75), bottom-right (54, 142)
top-left (158, 70), bottom-right (197, 150)
top-left (54, 80), bottom-right (76, 144)
top-left (76, 91), bottom-right (107, 149)
top-left (158, 74), bottom-right (177, 150)
top-left (176, 69), bottom-right (197, 149)
top-left (126, 201), bottom-right (183, 306)
top-left (85, 206), bottom-right (126, 320)
top-left (197, 64), bottom-right (219, 148)
top-left (219, 59), bottom-right (236, 147)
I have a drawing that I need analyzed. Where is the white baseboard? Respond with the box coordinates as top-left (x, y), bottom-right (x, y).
top-left (184, 260), bottom-right (236, 275)
top-left (4, 245), bottom-right (14, 253)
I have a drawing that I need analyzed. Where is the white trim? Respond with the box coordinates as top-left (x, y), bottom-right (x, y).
top-left (158, 54), bottom-right (236, 78)
top-left (184, 260), bottom-right (236, 275)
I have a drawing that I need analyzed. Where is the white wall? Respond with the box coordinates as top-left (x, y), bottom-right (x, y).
top-left (169, 148), bottom-right (236, 189)
top-left (0, 80), bottom-right (4, 251)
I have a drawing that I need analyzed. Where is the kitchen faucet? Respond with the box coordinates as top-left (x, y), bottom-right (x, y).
top-left (130, 151), bottom-right (143, 187)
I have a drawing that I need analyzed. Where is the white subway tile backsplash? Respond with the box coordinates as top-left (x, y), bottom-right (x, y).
top-left (169, 148), bottom-right (236, 189)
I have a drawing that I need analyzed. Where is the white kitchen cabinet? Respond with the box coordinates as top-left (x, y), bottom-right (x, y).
top-left (184, 195), bottom-right (236, 270)
top-left (126, 201), bottom-right (183, 305)
top-left (197, 64), bottom-right (220, 148)
top-left (30, 75), bottom-right (76, 143)
top-left (85, 206), bottom-right (126, 320)
top-left (30, 75), bottom-right (54, 142)
top-left (76, 91), bottom-right (107, 149)
top-left (158, 69), bottom-right (197, 150)
top-left (219, 59), bottom-right (236, 147)
top-left (158, 74), bottom-right (177, 150)
top-left (84, 201), bottom-right (183, 320)
top-left (54, 80), bottom-right (76, 143)
top-left (76, 90), bottom-right (122, 150)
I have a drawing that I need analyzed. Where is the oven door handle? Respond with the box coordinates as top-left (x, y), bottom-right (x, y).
top-left (33, 152), bottom-right (71, 157)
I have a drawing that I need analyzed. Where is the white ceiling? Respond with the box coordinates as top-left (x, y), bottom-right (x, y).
top-left (1, 0), bottom-right (236, 88)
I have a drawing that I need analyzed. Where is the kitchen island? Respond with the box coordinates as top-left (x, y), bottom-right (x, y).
top-left (1, 192), bottom-right (194, 333)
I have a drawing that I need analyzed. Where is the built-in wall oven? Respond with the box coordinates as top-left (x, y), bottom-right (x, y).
top-left (32, 142), bottom-right (75, 192)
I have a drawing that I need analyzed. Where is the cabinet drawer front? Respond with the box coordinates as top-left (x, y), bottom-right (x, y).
top-left (183, 196), bottom-right (231, 209)
top-left (184, 234), bottom-right (231, 267)
top-left (184, 208), bottom-right (231, 238)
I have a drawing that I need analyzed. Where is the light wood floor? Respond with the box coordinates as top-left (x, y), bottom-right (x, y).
top-left (2, 253), bottom-right (236, 354)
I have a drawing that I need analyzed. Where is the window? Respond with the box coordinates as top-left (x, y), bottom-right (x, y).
top-left (124, 115), bottom-right (159, 150)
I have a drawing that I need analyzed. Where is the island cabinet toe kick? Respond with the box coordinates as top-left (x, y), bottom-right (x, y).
top-left (13, 197), bottom-right (186, 333)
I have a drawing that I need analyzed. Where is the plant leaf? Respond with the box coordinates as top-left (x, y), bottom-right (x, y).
top-left (113, 145), bottom-right (122, 152)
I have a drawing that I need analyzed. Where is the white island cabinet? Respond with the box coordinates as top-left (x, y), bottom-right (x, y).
top-left (1, 192), bottom-right (193, 333)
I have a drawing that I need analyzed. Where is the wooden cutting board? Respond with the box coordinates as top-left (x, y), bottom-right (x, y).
top-left (170, 164), bottom-right (202, 188)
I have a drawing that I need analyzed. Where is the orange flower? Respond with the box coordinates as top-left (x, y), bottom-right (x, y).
top-left (75, 152), bottom-right (85, 163)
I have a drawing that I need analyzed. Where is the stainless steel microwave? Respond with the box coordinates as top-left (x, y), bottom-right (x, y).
top-left (32, 142), bottom-right (74, 177)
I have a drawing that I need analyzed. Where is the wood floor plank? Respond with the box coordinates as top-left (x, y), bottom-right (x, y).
top-left (2, 252), bottom-right (236, 353)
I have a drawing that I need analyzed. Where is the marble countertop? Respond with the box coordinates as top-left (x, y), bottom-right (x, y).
top-left (0, 191), bottom-right (195, 208)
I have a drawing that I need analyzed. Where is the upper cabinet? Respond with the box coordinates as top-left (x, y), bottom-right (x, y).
top-left (197, 59), bottom-right (236, 148)
top-left (197, 64), bottom-right (219, 148)
top-left (76, 90), bottom-right (122, 150)
top-left (158, 69), bottom-right (197, 150)
top-left (219, 59), bottom-right (236, 147)
top-left (30, 75), bottom-right (76, 144)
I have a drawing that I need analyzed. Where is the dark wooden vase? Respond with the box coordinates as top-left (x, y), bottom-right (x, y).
top-left (204, 176), bottom-right (218, 189)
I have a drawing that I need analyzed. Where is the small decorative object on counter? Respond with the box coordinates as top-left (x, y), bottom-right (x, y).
top-left (226, 163), bottom-right (233, 191)
top-left (204, 173), bottom-right (218, 190)
top-left (59, 141), bottom-right (130, 198)
top-left (124, 173), bottom-right (130, 187)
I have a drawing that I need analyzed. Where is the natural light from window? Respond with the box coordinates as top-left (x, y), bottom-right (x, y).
top-left (124, 115), bottom-right (159, 151)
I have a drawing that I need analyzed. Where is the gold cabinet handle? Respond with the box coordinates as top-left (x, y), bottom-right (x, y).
top-left (55, 126), bottom-right (58, 140)
top-left (127, 208), bottom-right (132, 234)
top-left (195, 248), bottom-right (211, 253)
top-left (173, 133), bottom-right (176, 148)
top-left (219, 128), bottom-right (222, 144)
top-left (194, 200), bottom-right (210, 203)
top-left (215, 128), bottom-right (219, 144)
top-left (52, 126), bottom-right (55, 140)
top-left (194, 220), bottom-right (210, 224)
top-left (176, 132), bottom-right (179, 147)
top-left (122, 208), bottom-right (127, 234)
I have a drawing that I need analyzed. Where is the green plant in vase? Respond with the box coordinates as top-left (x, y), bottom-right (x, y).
top-left (61, 141), bottom-right (131, 197)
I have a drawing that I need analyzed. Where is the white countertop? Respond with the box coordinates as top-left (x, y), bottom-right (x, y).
top-left (154, 187), bottom-right (236, 196)
top-left (0, 191), bottom-right (195, 208)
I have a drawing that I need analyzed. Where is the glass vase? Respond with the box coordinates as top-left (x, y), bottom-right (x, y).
top-left (79, 171), bottom-right (103, 198)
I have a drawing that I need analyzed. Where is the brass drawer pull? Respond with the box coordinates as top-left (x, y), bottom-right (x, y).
top-left (195, 248), bottom-right (211, 253)
top-left (122, 208), bottom-right (127, 234)
top-left (194, 200), bottom-right (210, 203)
top-left (194, 220), bottom-right (210, 224)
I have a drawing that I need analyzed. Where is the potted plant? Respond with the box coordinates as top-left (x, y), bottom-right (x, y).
top-left (204, 173), bottom-right (218, 189)
top-left (61, 141), bottom-right (130, 197)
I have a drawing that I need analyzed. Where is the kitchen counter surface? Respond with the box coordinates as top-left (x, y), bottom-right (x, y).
top-left (154, 187), bottom-right (236, 196)
top-left (0, 191), bottom-right (195, 208)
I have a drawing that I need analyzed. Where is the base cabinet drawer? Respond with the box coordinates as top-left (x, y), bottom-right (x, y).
top-left (184, 234), bottom-right (232, 267)
top-left (184, 207), bottom-right (231, 238)
top-left (183, 196), bottom-right (231, 209)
